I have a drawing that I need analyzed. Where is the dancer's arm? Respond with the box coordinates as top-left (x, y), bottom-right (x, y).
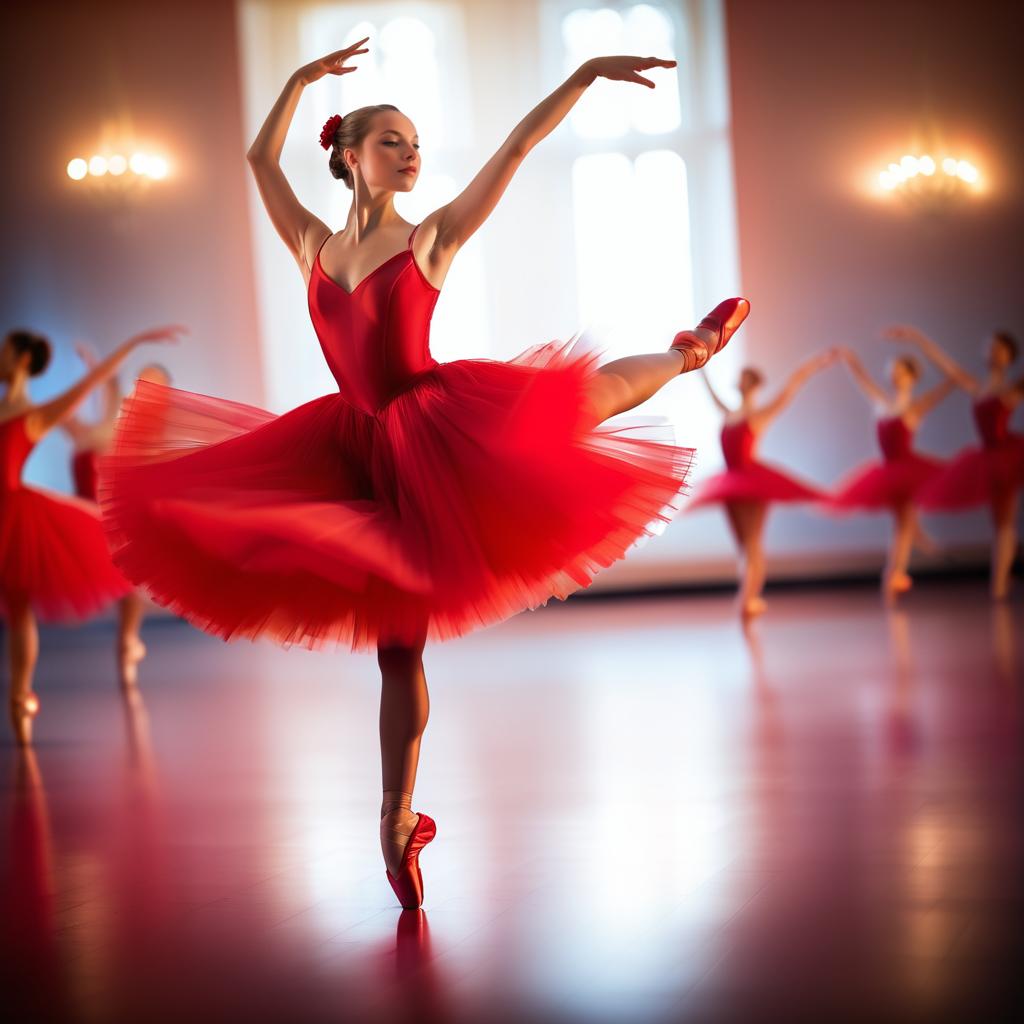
top-left (908, 375), bottom-right (957, 421)
top-left (836, 348), bottom-right (889, 406)
top-left (699, 368), bottom-right (731, 414)
top-left (883, 325), bottom-right (979, 393)
top-left (427, 56), bottom-right (675, 253)
top-left (60, 343), bottom-right (122, 443)
top-left (751, 349), bottom-right (838, 430)
top-left (246, 39), bottom-right (369, 272)
top-left (25, 326), bottom-right (185, 441)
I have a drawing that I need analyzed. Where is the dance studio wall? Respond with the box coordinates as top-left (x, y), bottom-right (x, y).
top-left (0, 0), bottom-right (261, 493)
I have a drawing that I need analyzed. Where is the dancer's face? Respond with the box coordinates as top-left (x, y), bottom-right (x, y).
top-left (987, 336), bottom-right (1014, 371)
top-left (348, 111), bottom-right (420, 193)
top-left (738, 368), bottom-right (762, 398)
top-left (137, 365), bottom-right (170, 387)
top-left (889, 359), bottom-right (916, 392)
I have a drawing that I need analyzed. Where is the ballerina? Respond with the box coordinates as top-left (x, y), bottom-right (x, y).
top-left (830, 346), bottom-right (955, 599)
top-left (689, 349), bottom-right (838, 617)
top-left (885, 324), bottom-right (1023, 599)
top-left (0, 326), bottom-right (182, 744)
top-left (99, 40), bottom-right (750, 908)
top-left (62, 346), bottom-right (174, 687)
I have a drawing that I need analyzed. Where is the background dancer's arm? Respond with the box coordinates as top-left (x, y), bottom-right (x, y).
top-left (751, 349), bottom-right (838, 431)
top-left (26, 326), bottom-right (184, 441)
top-left (883, 325), bottom-right (979, 393)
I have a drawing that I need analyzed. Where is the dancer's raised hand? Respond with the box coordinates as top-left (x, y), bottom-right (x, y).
top-left (294, 38), bottom-right (369, 86)
top-left (581, 55), bottom-right (677, 88)
top-left (122, 324), bottom-right (188, 351)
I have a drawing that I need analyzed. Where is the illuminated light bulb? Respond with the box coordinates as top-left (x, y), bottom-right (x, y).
top-left (918, 155), bottom-right (936, 176)
top-left (66, 157), bottom-right (87, 180)
top-left (887, 162), bottom-right (904, 181)
top-left (900, 154), bottom-right (919, 177)
top-left (129, 152), bottom-right (150, 176)
top-left (879, 170), bottom-right (897, 190)
top-left (956, 160), bottom-right (979, 183)
top-left (88, 155), bottom-right (108, 176)
top-left (108, 154), bottom-right (127, 176)
top-left (941, 157), bottom-right (957, 175)
top-left (146, 156), bottom-right (169, 180)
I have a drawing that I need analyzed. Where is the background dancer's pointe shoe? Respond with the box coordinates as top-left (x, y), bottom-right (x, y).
top-left (10, 693), bottom-right (40, 747)
top-left (385, 812), bottom-right (437, 909)
top-left (670, 297), bottom-right (751, 371)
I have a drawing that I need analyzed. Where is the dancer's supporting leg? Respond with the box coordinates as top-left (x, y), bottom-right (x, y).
top-left (5, 594), bottom-right (40, 746)
top-left (990, 488), bottom-right (1019, 601)
top-left (725, 500), bottom-right (768, 616)
top-left (885, 501), bottom-right (916, 598)
top-left (378, 637), bottom-right (430, 876)
top-left (118, 592), bottom-right (147, 688)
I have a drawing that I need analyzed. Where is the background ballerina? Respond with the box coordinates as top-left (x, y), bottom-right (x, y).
top-left (62, 345), bottom-right (174, 687)
top-left (100, 39), bottom-right (748, 908)
top-left (0, 326), bottom-right (181, 744)
top-left (885, 324), bottom-right (1023, 599)
top-left (688, 350), bottom-right (838, 617)
top-left (830, 345), bottom-right (956, 599)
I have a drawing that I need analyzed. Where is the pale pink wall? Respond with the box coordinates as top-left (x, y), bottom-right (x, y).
top-left (722, 0), bottom-right (1024, 558)
top-left (1, 0), bottom-right (261, 489)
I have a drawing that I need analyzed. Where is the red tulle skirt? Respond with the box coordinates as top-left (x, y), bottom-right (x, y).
top-left (918, 438), bottom-right (1024, 510)
top-left (827, 454), bottom-right (944, 512)
top-left (0, 486), bottom-right (131, 621)
top-left (99, 339), bottom-right (694, 652)
top-left (687, 462), bottom-right (823, 508)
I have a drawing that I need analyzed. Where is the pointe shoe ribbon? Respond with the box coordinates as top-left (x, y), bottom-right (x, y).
top-left (385, 812), bottom-right (437, 909)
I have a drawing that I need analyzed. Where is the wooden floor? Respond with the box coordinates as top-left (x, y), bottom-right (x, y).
top-left (2, 581), bottom-right (1021, 1023)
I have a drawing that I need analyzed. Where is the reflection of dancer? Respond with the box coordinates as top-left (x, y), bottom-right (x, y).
top-left (689, 351), bottom-right (837, 617)
top-left (0, 327), bottom-right (180, 744)
top-left (830, 347), bottom-right (955, 600)
top-left (100, 41), bottom-right (749, 907)
top-left (887, 326), bottom-right (1023, 600)
top-left (63, 348), bottom-right (173, 686)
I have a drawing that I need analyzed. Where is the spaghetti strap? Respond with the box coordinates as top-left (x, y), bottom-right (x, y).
top-left (408, 223), bottom-right (420, 247)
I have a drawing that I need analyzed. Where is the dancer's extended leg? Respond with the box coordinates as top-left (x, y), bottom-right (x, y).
top-left (378, 637), bottom-right (430, 876)
top-left (118, 592), bottom-right (147, 688)
top-left (725, 501), bottom-right (768, 616)
top-left (991, 489), bottom-right (1019, 600)
top-left (5, 593), bottom-right (40, 745)
top-left (885, 502), bottom-right (916, 599)
top-left (584, 299), bottom-right (750, 423)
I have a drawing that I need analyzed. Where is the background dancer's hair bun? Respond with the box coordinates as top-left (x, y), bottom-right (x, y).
top-left (327, 104), bottom-right (402, 189)
top-left (6, 329), bottom-right (52, 376)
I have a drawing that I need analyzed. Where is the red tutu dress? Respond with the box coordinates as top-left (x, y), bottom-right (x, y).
top-left (918, 395), bottom-right (1024, 510)
top-left (686, 419), bottom-right (823, 508)
top-left (828, 416), bottom-right (944, 511)
top-left (0, 413), bottom-right (131, 620)
top-left (99, 224), bottom-right (694, 651)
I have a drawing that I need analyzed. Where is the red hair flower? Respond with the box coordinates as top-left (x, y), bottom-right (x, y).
top-left (319, 114), bottom-right (342, 150)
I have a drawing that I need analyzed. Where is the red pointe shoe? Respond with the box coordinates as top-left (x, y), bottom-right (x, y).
top-left (386, 812), bottom-right (437, 909)
top-left (671, 297), bottom-right (751, 371)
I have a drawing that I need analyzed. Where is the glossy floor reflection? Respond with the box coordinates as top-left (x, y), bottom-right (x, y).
top-left (1, 582), bottom-right (1021, 1023)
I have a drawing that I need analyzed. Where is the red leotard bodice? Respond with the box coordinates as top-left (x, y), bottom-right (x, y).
top-left (307, 224), bottom-right (441, 415)
top-left (973, 395), bottom-right (1013, 449)
top-left (876, 416), bottom-right (914, 461)
top-left (0, 414), bottom-right (32, 493)
top-left (720, 420), bottom-right (756, 470)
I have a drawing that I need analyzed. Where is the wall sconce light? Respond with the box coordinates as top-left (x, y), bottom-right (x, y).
top-left (66, 151), bottom-right (171, 187)
top-left (877, 152), bottom-right (981, 208)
